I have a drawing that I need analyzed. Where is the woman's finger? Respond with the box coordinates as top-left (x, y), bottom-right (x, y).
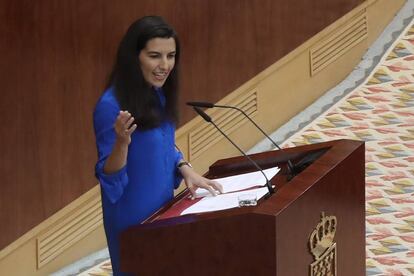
top-left (118, 111), bottom-right (131, 124)
top-left (126, 123), bottom-right (137, 135)
top-left (196, 180), bottom-right (218, 197)
top-left (125, 116), bottom-right (135, 129)
top-left (115, 112), bottom-right (127, 126)
top-left (208, 180), bottom-right (223, 194)
top-left (187, 184), bottom-right (197, 200)
top-left (205, 185), bottom-right (217, 197)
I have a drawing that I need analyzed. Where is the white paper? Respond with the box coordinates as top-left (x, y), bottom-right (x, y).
top-left (181, 187), bottom-right (269, 215)
top-left (195, 166), bottom-right (280, 198)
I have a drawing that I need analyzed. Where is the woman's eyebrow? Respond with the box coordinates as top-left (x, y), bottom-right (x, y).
top-left (146, 50), bottom-right (176, 54)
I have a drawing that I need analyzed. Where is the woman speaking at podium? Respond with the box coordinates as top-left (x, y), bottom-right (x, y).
top-left (93, 16), bottom-right (222, 275)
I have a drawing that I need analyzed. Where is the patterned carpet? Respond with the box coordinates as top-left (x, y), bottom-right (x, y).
top-left (78, 260), bottom-right (112, 276)
top-left (282, 22), bottom-right (414, 275)
top-left (75, 15), bottom-right (414, 276)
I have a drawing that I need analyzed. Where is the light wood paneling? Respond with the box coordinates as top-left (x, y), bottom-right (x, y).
top-left (311, 10), bottom-right (368, 75)
top-left (0, 186), bottom-right (106, 276)
top-left (37, 196), bottom-right (102, 268)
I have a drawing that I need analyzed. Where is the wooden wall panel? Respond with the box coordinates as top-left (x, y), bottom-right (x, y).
top-left (0, 0), bottom-right (363, 249)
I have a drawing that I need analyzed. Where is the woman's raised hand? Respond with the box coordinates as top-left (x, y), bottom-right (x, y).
top-left (114, 111), bottom-right (137, 145)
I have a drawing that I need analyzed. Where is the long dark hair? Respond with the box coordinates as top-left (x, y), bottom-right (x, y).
top-left (106, 16), bottom-right (180, 129)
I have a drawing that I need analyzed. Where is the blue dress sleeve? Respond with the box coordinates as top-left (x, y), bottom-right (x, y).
top-left (93, 100), bottom-right (128, 204)
top-left (173, 148), bottom-right (184, 189)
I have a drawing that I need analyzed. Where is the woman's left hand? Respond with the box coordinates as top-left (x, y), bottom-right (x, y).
top-left (179, 165), bottom-right (223, 199)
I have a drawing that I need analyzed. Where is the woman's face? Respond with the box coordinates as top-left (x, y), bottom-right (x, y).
top-left (139, 37), bottom-right (176, 88)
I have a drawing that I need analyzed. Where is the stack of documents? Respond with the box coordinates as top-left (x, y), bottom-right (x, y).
top-left (181, 167), bottom-right (280, 215)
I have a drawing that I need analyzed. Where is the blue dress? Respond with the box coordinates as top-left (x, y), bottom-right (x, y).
top-left (93, 87), bottom-right (183, 276)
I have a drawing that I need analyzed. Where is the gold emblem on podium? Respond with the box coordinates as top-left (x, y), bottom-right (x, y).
top-left (309, 212), bottom-right (337, 276)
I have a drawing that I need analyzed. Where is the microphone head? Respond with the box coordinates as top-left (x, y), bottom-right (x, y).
top-left (193, 106), bottom-right (212, 122)
top-left (186, 101), bottom-right (214, 108)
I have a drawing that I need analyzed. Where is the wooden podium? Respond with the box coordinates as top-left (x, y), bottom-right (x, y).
top-left (120, 139), bottom-right (365, 275)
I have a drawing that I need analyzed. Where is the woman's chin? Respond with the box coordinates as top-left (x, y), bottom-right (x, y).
top-left (151, 80), bottom-right (166, 88)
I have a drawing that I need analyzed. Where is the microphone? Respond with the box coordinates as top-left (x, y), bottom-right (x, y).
top-left (187, 101), bottom-right (296, 180)
top-left (193, 106), bottom-right (274, 196)
top-left (187, 101), bottom-right (214, 108)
